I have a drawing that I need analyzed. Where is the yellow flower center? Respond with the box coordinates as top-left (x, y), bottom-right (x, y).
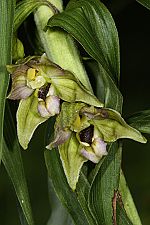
top-left (27, 68), bottom-right (36, 81)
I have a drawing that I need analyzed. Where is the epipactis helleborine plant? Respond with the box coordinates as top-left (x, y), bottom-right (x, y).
top-left (7, 54), bottom-right (147, 190)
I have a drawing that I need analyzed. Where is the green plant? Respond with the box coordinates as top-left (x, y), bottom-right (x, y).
top-left (1, 0), bottom-right (150, 224)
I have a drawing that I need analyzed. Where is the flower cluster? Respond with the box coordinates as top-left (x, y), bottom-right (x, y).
top-left (7, 54), bottom-right (146, 190)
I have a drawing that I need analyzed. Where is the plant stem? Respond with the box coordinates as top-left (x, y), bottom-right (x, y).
top-left (34, 0), bottom-right (92, 91)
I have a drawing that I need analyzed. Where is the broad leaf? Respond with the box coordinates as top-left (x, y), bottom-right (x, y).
top-left (0, 0), bottom-right (15, 162)
top-left (119, 171), bottom-right (142, 225)
top-left (116, 204), bottom-right (133, 225)
top-left (89, 142), bottom-right (122, 225)
top-left (17, 95), bottom-right (47, 149)
top-left (97, 63), bottom-right (122, 113)
top-left (84, 60), bottom-right (122, 112)
top-left (127, 110), bottom-right (150, 134)
top-left (136, 0), bottom-right (150, 10)
top-left (46, 0), bottom-right (120, 84)
top-left (14, 0), bottom-right (58, 32)
top-left (76, 172), bottom-right (97, 225)
top-left (2, 103), bottom-right (34, 225)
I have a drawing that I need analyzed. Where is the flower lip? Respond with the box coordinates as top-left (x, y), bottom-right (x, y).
top-left (38, 84), bottom-right (50, 100)
top-left (79, 125), bottom-right (94, 145)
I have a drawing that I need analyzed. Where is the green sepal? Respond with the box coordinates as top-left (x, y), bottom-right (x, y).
top-left (89, 108), bottom-right (147, 143)
top-left (59, 132), bottom-right (87, 191)
top-left (50, 70), bottom-right (103, 107)
top-left (17, 94), bottom-right (47, 149)
top-left (6, 56), bottom-right (37, 74)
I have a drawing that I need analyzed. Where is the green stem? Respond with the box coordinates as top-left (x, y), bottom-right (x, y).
top-left (119, 170), bottom-right (142, 225)
top-left (34, 0), bottom-right (92, 91)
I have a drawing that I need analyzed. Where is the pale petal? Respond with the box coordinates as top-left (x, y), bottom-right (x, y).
top-left (80, 148), bottom-right (100, 163)
top-left (46, 96), bottom-right (60, 116)
top-left (47, 84), bottom-right (56, 96)
top-left (8, 83), bottom-right (33, 100)
top-left (9, 87), bottom-right (33, 100)
top-left (92, 138), bottom-right (107, 157)
top-left (46, 129), bottom-right (71, 150)
top-left (38, 101), bottom-right (50, 118)
top-left (28, 75), bottom-right (46, 89)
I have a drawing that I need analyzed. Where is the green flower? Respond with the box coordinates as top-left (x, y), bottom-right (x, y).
top-left (47, 102), bottom-right (146, 190)
top-left (7, 54), bottom-right (63, 118)
top-left (7, 54), bottom-right (103, 149)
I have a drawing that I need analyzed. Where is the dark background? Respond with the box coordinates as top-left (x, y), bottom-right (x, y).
top-left (0, 1), bottom-right (150, 224)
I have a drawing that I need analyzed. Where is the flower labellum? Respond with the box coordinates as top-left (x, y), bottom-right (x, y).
top-left (79, 125), bottom-right (107, 163)
top-left (37, 84), bottom-right (60, 118)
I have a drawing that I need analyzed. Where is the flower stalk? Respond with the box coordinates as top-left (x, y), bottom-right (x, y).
top-left (34, 0), bottom-right (93, 91)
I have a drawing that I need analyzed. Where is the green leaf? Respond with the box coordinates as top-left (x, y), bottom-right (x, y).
top-left (46, 0), bottom-right (120, 84)
top-left (59, 132), bottom-right (87, 190)
top-left (88, 142), bottom-right (122, 225)
top-left (2, 103), bottom-right (34, 225)
top-left (17, 95), bottom-right (47, 149)
top-left (84, 60), bottom-right (105, 103)
top-left (47, 177), bottom-right (73, 225)
top-left (136, 0), bottom-right (150, 10)
top-left (76, 172), bottom-right (97, 225)
top-left (0, 0), bottom-right (15, 163)
top-left (127, 110), bottom-right (150, 134)
top-left (14, 0), bottom-right (58, 33)
top-left (119, 171), bottom-right (142, 225)
top-left (116, 203), bottom-right (133, 225)
top-left (99, 63), bottom-right (122, 113)
top-left (85, 60), bottom-right (122, 112)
